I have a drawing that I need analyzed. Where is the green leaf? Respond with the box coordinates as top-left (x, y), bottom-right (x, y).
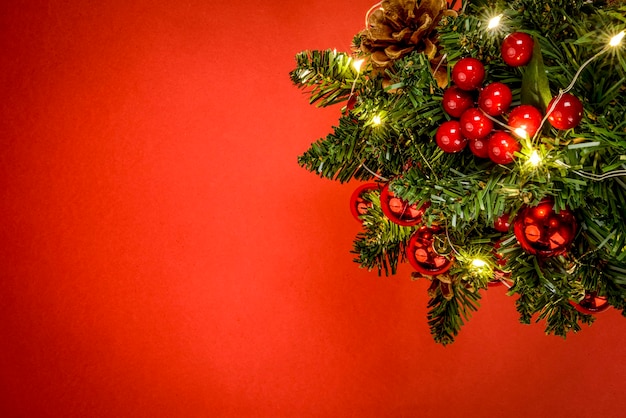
top-left (521, 39), bottom-right (552, 112)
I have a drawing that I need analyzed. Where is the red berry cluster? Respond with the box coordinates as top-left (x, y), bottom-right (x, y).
top-left (436, 32), bottom-right (584, 163)
top-left (438, 56), bottom-right (520, 164)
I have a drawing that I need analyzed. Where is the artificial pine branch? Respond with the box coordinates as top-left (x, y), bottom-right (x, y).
top-left (290, 49), bottom-right (360, 107)
top-left (293, 0), bottom-right (626, 343)
top-left (352, 191), bottom-right (415, 275)
top-left (427, 278), bottom-right (481, 345)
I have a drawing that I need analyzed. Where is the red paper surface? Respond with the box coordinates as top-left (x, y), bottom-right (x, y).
top-left (1, 1), bottom-right (625, 417)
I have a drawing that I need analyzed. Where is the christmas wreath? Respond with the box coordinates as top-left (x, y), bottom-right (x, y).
top-left (290, 0), bottom-right (626, 344)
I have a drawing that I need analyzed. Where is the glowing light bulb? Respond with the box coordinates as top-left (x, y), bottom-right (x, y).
top-left (352, 59), bottom-right (364, 73)
top-left (529, 150), bottom-right (542, 166)
top-left (472, 259), bottom-right (487, 268)
top-left (513, 128), bottom-right (529, 139)
top-left (609, 31), bottom-right (625, 47)
top-left (487, 14), bottom-right (502, 30)
top-left (372, 115), bottom-right (382, 126)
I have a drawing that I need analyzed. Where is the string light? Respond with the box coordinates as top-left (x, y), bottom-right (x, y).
top-left (532, 29), bottom-right (626, 143)
top-left (487, 14), bottom-right (502, 30)
top-left (372, 114), bottom-right (382, 125)
top-left (528, 150), bottom-right (542, 166)
top-left (351, 58), bottom-right (364, 73)
top-left (471, 258), bottom-right (487, 268)
top-left (609, 30), bottom-right (625, 47)
top-left (513, 128), bottom-right (529, 140)
top-left (347, 58), bottom-right (365, 102)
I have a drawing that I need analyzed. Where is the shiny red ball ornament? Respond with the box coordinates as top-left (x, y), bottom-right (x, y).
top-left (380, 183), bottom-right (428, 226)
top-left (407, 225), bottom-right (453, 276)
top-left (501, 32), bottom-right (534, 67)
top-left (487, 131), bottom-right (520, 164)
top-left (571, 292), bottom-right (610, 315)
top-left (547, 93), bottom-right (583, 130)
top-left (452, 57), bottom-right (485, 91)
top-left (508, 105), bottom-right (543, 138)
top-left (469, 137), bottom-right (490, 158)
top-left (460, 108), bottom-right (493, 140)
top-left (349, 182), bottom-right (378, 222)
top-left (436, 120), bottom-right (467, 153)
top-left (513, 199), bottom-right (577, 257)
top-left (478, 82), bottom-right (513, 116)
top-left (442, 86), bottom-right (474, 118)
top-left (493, 213), bottom-right (511, 232)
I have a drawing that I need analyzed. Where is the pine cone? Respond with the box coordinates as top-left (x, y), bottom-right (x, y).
top-left (359, 0), bottom-right (456, 85)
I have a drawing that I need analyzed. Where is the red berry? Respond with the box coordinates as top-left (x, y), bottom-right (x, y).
top-left (452, 57), bottom-right (485, 91)
top-left (494, 213), bottom-right (511, 232)
top-left (469, 137), bottom-right (490, 158)
top-left (501, 32), bottom-right (534, 67)
top-left (487, 131), bottom-right (520, 164)
top-left (547, 93), bottom-right (583, 130)
top-left (442, 86), bottom-right (474, 118)
top-left (436, 120), bottom-right (467, 153)
top-left (508, 105), bottom-right (543, 138)
top-left (460, 108), bottom-right (493, 140)
top-left (478, 82), bottom-right (512, 116)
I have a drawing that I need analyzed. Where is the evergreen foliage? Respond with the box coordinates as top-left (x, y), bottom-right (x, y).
top-left (291, 0), bottom-right (626, 344)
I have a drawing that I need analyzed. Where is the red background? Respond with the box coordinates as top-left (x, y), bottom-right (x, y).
top-left (1, 1), bottom-right (625, 417)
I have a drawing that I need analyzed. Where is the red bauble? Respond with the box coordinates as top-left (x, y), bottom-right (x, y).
top-left (493, 213), bottom-right (511, 232)
top-left (478, 82), bottom-right (513, 116)
top-left (571, 292), bottom-right (610, 315)
top-left (460, 108), bottom-right (493, 140)
top-left (349, 182), bottom-right (378, 222)
top-left (547, 93), bottom-right (583, 130)
top-left (487, 131), bottom-right (520, 164)
top-left (442, 86), bottom-right (474, 118)
top-left (513, 199), bottom-right (577, 257)
top-left (380, 183), bottom-right (428, 226)
top-left (436, 120), bottom-right (467, 153)
top-left (469, 137), bottom-right (490, 158)
top-left (452, 57), bottom-right (485, 91)
top-left (501, 32), bottom-right (534, 66)
top-left (508, 105), bottom-right (543, 138)
top-left (407, 225), bottom-right (453, 276)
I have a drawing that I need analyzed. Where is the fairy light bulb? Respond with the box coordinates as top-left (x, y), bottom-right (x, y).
top-left (352, 59), bottom-right (364, 73)
top-left (487, 14), bottom-right (502, 30)
top-left (472, 259), bottom-right (487, 268)
top-left (529, 150), bottom-right (542, 166)
top-left (609, 31), bottom-right (625, 47)
top-left (372, 114), bottom-right (382, 126)
top-left (513, 127), bottom-right (529, 139)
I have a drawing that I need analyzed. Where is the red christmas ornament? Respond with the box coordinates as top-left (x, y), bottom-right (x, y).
top-left (460, 108), bottom-right (493, 140)
top-left (501, 32), bottom-right (534, 67)
top-left (547, 93), bottom-right (583, 130)
top-left (571, 292), bottom-right (610, 315)
top-left (493, 213), bottom-right (511, 232)
top-left (469, 137), bottom-right (490, 159)
top-left (508, 105), bottom-right (543, 138)
top-left (478, 82), bottom-right (513, 116)
top-left (442, 86), bottom-right (474, 118)
top-left (349, 182), bottom-right (379, 222)
top-left (487, 131), bottom-right (520, 164)
top-left (407, 225), bottom-right (453, 276)
top-left (436, 120), bottom-right (467, 153)
top-left (380, 183), bottom-right (428, 226)
top-left (452, 57), bottom-right (485, 91)
top-left (513, 199), bottom-right (577, 257)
